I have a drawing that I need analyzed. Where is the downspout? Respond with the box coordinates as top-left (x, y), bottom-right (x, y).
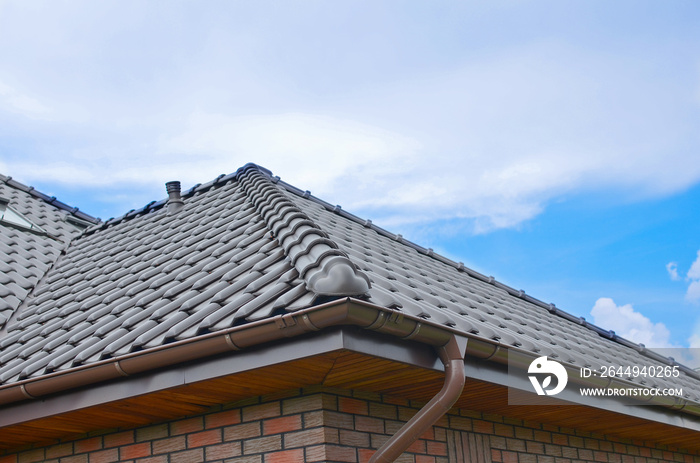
top-left (369, 335), bottom-right (467, 463)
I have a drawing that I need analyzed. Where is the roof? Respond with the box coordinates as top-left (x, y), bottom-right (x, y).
top-left (0, 163), bottom-right (698, 415)
top-left (0, 174), bottom-right (99, 329)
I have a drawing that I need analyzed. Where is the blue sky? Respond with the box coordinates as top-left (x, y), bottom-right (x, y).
top-left (1, 1), bottom-right (699, 358)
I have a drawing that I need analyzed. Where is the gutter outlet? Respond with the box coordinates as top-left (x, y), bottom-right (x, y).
top-left (369, 335), bottom-right (467, 463)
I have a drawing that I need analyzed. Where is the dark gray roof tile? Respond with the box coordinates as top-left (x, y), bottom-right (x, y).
top-left (136, 311), bottom-right (190, 349)
top-left (1, 164), bottom-right (698, 407)
top-left (104, 320), bottom-right (159, 357)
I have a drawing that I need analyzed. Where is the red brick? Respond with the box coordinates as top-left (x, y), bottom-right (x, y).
top-left (369, 402), bottom-right (397, 420)
top-left (263, 415), bottom-right (302, 435)
top-left (416, 456), bottom-right (436, 463)
top-left (514, 427), bottom-right (534, 440)
top-left (18, 449), bottom-right (44, 463)
top-left (264, 449), bottom-right (304, 463)
top-left (170, 417), bottom-right (204, 435)
top-left (152, 436), bottom-right (186, 454)
top-left (586, 438), bottom-right (601, 450)
top-left (612, 443), bottom-right (626, 454)
top-left (170, 448), bottom-right (204, 463)
top-left (242, 402), bottom-right (280, 422)
top-left (306, 445), bottom-right (327, 462)
top-left (355, 416), bottom-right (384, 433)
top-left (406, 439), bottom-right (426, 454)
top-left (187, 429), bottom-right (222, 448)
top-left (339, 429), bottom-right (370, 447)
top-left (283, 394), bottom-right (326, 415)
top-left (450, 416), bottom-right (472, 431)
top-left (358, 448), bottom-right (375, 463)
top-left (46, 443), bottom-right (72, 459)
top-left (0, 456), bottom-right (17, 463)
top-left (59, 456), bottom-right (88, 463)
top-left (507, 439), bottom-right (526, 452)
top-left (205, 442), bottom-right (242, 460)
top-left (527, 442), bottom-right (545, 454)
top-left (104, 430), bottom-right (135, 448)
top-left (322, 410), bottom-right (355, 430)
top-left (75, 437), bottom-right (103, 453)
top-left (495, 424), bottom-right (515, 437)
top-left (206, 409), bottom-right (242, 428)
top-left (324, 445), bottom-right (358, 462)
top-left (427, 440), bottom-right (447, 456)
top-left (339, 397), bottom-right (369, 415)
top-left (242, 435), bottom-right (282, 454)
top-left (473, 420), bottom-right (494, 434)
top-left (136, 424), bottom-right (168, 442)
top-left (599, 441), bottom-right (614, 452)
top-left (502, 451), bottom-right (519, 463)
top-left (120, 442), bottom-right (151, 460)
top-left (545, 444), bottom-right (563, 456)
top-left (552, 434), bottom-right (569, 446)
top-left (383, 395), bottom-right (410, 406)
top-left (89, 448), bottom-right (119, 463)
top-left (492, 449), bottom-right (503, 462)
top-left (136, 457), bottom-right (168, 463)
top-left (224, 422), bottom-right (262, 441)
top-left (284, 428), bottom-right (328, 448)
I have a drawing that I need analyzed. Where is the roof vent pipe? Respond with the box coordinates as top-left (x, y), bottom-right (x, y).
top-left (165, 181), bottom-right (185, 214)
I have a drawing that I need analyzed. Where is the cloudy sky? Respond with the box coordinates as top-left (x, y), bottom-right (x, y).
top-left (1, 1), bottom-right (699, 361)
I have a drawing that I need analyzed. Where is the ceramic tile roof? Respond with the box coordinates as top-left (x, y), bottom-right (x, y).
top-left (0, 174), bottom-right (99, 329)
top-left (0, 164), bottom-right (698, 408)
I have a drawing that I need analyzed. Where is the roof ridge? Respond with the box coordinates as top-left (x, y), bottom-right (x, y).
top-left (237, 164), bottom-right (371, 297)
top-left (0, 173), bottom-right (100, 225)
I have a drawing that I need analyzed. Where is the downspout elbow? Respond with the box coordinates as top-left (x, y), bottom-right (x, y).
top-left (369, 335), bottom-right (467, 463)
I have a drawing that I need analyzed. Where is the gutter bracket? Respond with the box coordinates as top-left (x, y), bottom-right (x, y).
top-left (369, 334), bottom-right (467, 463)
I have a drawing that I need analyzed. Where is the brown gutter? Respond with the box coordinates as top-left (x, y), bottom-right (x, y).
top-left (1, 298), bottom-right (699, 419)
top-left (369, 335), bottom-right (467, 463)
top-left (0, 298), bottom-right (453, 406)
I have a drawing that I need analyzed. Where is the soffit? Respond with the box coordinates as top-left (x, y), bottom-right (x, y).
top-left (1, 346), bottom-right (698, 453)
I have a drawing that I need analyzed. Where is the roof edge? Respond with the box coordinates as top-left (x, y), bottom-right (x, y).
top-left (0, 173), bottom-right (100, 225)
top-left (0, 298), bottom-right (698, 424)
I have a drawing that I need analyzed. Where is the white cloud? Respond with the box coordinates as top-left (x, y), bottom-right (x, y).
top-left (666, 262), bottom-right (680, 281)
top-left (590, 297), bottom-right (674, 348)
top-left (687, 250), bottom-right (700, 281)
top-left (159, 112), bottom-right (421, 199)
top-left (685, 251), bottom-right (700, 303)
top-left (0, 80), bottom-right (51, 119)
top-left (0, 3), bottom-right (699, 232)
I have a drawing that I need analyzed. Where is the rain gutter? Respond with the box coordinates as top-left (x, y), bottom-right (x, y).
top-left (1, 297), bottom-right (699, 440)
top-left (0, 298), bottom-right (457, 407)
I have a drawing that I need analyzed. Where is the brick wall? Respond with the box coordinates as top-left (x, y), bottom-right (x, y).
top-left (1, 387), bottom-right (698, 463)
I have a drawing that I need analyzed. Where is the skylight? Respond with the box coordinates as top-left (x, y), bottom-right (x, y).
top-left (0, 198), bottom-right (45, 233)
